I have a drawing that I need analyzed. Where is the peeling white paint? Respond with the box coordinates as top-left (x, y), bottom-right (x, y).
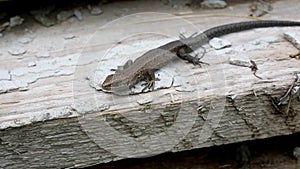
top-left (0, 80), bottom-right (28, 93)
top-left (0, 70), bottom-right (10, 80)
top-left (209, 37), bottom-right (231, 49)
top-left (284, 31), bottom-right (300, 50)
top-left (8, 46), bottom-right (27, 56)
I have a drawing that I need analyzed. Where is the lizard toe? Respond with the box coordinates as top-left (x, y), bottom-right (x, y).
top-left (192, 58), bottom-right (209, 66)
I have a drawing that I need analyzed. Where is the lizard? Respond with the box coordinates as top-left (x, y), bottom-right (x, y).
top-left (101, 20), bottom-right (300, 92)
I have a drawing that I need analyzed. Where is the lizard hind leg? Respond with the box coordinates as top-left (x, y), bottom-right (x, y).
top-left (179, 31), bottom-right (207, 57)
top-left (177, 44), bottom-right (209, 66)
top-left (178, 48), bottom-right (209, 66)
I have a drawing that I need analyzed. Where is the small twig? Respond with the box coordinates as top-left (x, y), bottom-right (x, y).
top-left (289, 51), bottom-right (300, 59)
top-left (271, 73), bottom-right (299, 114)
top-left (277, 74), bottom-right (298, 106)
top-left (250, 60), bottom-right (263, 79)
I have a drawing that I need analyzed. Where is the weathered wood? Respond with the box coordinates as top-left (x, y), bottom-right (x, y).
top-left (0, 0), bottom-right (300, 168)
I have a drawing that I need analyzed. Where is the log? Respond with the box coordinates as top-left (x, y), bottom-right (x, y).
top-left (0, 1), bottom-right (300, 168)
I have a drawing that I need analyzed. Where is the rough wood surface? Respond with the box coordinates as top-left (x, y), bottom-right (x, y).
top-left (0, 0), bottom-right (300, 168)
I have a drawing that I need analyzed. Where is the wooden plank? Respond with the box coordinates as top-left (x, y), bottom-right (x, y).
top-left (0, 0), bottom-right (300, 168)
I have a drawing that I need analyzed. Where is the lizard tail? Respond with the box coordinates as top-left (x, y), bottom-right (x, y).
top-left (203, 20), bottom-right (300, 39)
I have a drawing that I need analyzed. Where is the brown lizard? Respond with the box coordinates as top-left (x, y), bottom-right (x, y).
top-left (102, 20), bottom-right (300, 92)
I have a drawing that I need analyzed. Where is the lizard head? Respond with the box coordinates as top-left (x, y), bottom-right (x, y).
top-left (102, 74), bottom-right (116, 90)
top-left (101, 74), bottom-right (131, 91)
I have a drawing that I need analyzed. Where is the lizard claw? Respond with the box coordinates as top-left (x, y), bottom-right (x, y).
top-left (141, 81), bottom-right (154, 92)
top-left (191, 58), bottom-right (209, 66)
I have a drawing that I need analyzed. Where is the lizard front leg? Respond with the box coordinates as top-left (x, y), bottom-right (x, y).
top-left (141, 69), bottom-right (156, 92)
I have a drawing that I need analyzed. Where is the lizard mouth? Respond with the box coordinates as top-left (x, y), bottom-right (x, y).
top-left (101, 74), bottom-right (114, 90)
